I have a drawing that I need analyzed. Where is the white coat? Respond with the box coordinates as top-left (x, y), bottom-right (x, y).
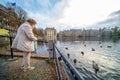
top-left (11, 22), bottom-right (37, 52)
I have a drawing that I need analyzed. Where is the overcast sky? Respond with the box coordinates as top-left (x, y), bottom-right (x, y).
top-left (1, 0), bottom-right (120, 31)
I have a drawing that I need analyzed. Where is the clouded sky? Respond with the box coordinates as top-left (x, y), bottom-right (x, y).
top-left (0, 0), bottom-right (120, 31)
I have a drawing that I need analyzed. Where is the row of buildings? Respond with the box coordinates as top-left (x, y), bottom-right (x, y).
top-left (40, 27), bottom-right (112, 42)
top-left (58, 28), bottom-right (112, 38)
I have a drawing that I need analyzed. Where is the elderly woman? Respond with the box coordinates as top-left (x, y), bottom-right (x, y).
top-left (12, 18), bottom-right (37, 72)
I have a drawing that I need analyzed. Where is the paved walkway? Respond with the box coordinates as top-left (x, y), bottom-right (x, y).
top-left (0, 56), bottom-right (56, 80)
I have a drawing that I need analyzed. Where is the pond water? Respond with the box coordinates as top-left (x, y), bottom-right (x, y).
top-left (56, 37), bottom-right (120, 80)
top-left (36, 43), bottom-right (49, 54)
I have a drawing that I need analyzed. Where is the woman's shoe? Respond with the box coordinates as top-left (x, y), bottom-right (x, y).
top-left (23, 66), bottom-right (35, 72)
top-left (28, 67), bottom-right (35, 70)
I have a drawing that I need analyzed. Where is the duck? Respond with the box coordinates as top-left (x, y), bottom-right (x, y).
top-left (92, 61), bottom-right (99, 74)
top-left (81, 51), bottom-right (84, 56)
top-left (65, 47), bottom-right (68, 50)
top-left (107, 46), bottom-right (112, 48)
top-left (67, 53), bottom-right (70, 58)
top-left (92, 48), bottom-right (95, 51)
top-left (84, 44), bottom-right (86, 47)
top-left (99, 42), bottom-right (101, 44)
top-left (73, 59), bottom-right (77, 65)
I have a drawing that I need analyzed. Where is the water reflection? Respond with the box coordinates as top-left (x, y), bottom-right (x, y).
top-left (112, 36), bottom-right (120, 43)
top-left (36, 43), bottom-right (49, 54)
top-left (57, 37), bottom-right (120, 80)
top-left (59, 36), bottom-right (113, 42)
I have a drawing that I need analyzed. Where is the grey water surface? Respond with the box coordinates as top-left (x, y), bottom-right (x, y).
top-left (56, 38), bottom-right (120, 80)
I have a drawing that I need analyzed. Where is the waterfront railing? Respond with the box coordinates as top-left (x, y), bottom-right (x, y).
top-left (53, 42), bottom-right (84, 80)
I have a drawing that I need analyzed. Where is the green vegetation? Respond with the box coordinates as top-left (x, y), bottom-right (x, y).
top-left (0, 28), bottom-right (10, 52)
top-left (0, 28), bottom-right (9, 35)
top-left (45, 58), bottom-right (49, 63)
top-left (111, 26), bottom-right (120, 37)
top-left (111, 26), bottom-right (120, 42)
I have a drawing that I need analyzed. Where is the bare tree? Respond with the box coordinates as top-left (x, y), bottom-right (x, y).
top-left (6, 2), bottom-right (27, 26)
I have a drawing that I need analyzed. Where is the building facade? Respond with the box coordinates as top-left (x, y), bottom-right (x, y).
top-left (44, 28), bottom-right (57, 42)
top-left (58, 28), bottom-right (112, 38)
